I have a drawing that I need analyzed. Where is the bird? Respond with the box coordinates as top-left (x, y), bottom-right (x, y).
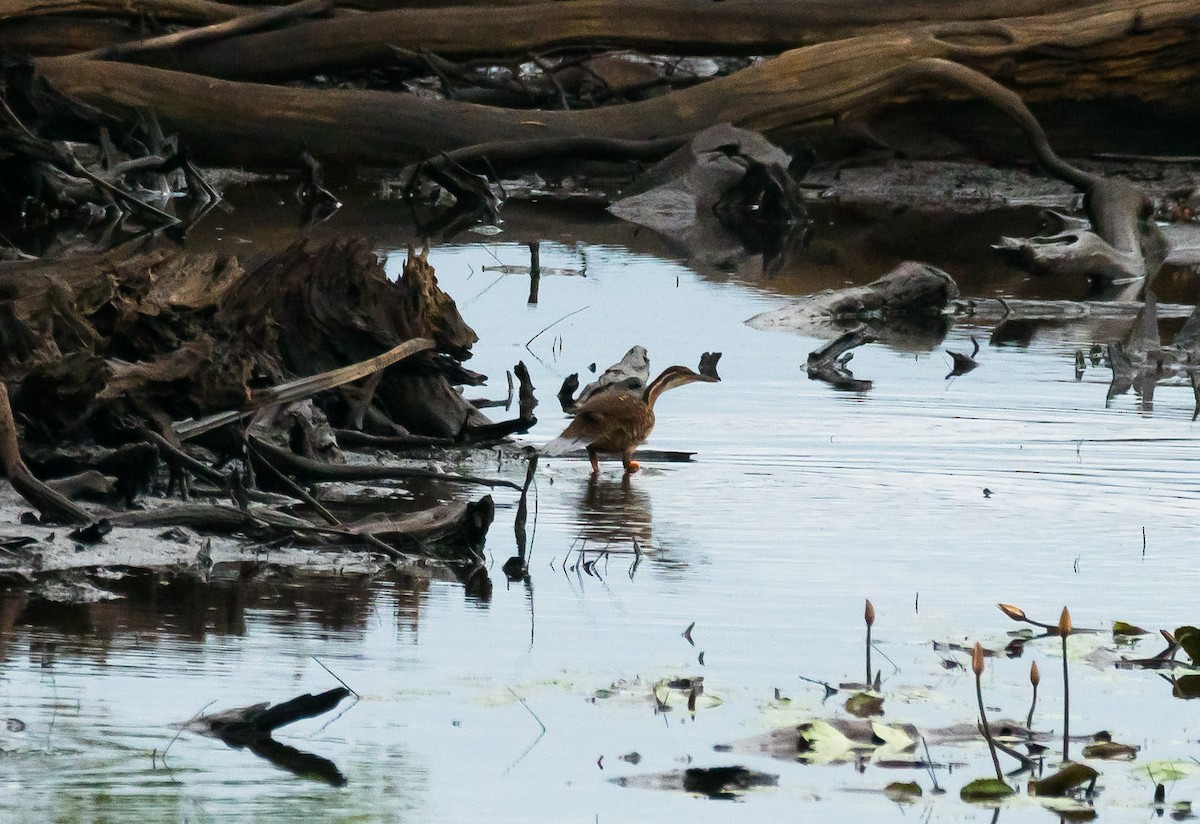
top-left (543, 365), bottom-right (719, 474)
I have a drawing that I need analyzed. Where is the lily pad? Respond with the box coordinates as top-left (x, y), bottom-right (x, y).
top-left (960, 777), bottom-right (1016, 801)
top-left (1142, 760), bottom-right (1200, 782)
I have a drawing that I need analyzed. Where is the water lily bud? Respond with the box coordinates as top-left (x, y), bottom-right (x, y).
top-left (972, 642), bottom-right (985, 676)
top-left (865, 599), bottom-right (875, 628)
top-left (1030, 661), bottom-right (1040, 687)
top-left (998, 603), bottom-right (1027, 622)
top-left (1059, 606), bottom-right (1072, 636)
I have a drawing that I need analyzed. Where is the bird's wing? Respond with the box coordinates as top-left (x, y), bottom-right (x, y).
top-left (541, 395), bottom-right (635, 455)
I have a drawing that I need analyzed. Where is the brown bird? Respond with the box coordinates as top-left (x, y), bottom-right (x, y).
top-left (543, 365), bottom-right (719, 474)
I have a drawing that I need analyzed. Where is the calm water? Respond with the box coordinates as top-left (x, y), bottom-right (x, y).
top-left (2, 194), bottom-right (1198, 822)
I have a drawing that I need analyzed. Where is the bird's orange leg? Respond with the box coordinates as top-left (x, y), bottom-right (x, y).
top-left (588, 448), bottom-right (600, 475)
top-left (623, 451), bottom-right (640, 474)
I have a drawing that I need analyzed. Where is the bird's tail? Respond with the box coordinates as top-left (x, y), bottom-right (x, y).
top-left (541, 435), bottom-right (587, 457)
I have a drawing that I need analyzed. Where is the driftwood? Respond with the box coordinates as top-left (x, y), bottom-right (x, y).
top-left (95, 0), bottom-right (1189, 83)
top-left (0, 231), bottom-right (515, 577)
top-left (608, 123), bottom-right (806, 273)
top-left (559, 345), bottom-right (649, 413)
top-left (247, 436), bottom-right (521, 491)
top-left (0, 237), bottom-right (482, 440)
top-left (747, 261), bottom-right (959, 349)
top-left (173, 338), bottom-right (436, 441)
top-left (1100, 291), bottom-right (1200, 418)
top-left (0, 382), bottom-right (96, 524)
top-left (185, 686), bottom-right (351, 786)
top-left (806, 328), bottom-right (877, 392)
top-left (27, 2), bottom-right (1200, 168)
top-left (350, 495), bottom-right (494, 561)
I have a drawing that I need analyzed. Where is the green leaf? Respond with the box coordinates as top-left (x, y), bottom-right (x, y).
top-left (1112, 621), bottom-right (1148, 637)
top-left (1028, 762), bottom-right (1100, 796)
top-left (960, 777), bottom-right (1016, 801)
top-left (883, 781), bottom-right (922, 802)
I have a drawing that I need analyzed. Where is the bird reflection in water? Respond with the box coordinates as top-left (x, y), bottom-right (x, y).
top-left (577, 473), bottom-right (654, 549)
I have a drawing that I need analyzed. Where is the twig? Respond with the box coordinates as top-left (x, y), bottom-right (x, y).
top-left (311, 655), bottom-right (359, 698)
top-left (502, 686), bottom-right (547, 775)
top-left (525, 306), bottom-right (589, 350)
top-left (161, 700), bottom-right (217, 763)
top-left (920, 736), bottom-right (941, 792)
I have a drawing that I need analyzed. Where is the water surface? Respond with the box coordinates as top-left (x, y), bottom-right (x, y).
top-left (2, 194), bottom-right (1197, 822)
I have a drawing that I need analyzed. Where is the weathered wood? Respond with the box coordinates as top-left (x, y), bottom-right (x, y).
top-left (173, 338), bottom-right (436, 441)
top-left (748, 262), bottom-right (960, 333)
top-left (71, 0), bottom-right (332, 62)
top-left (349, 494), bottom-right (494, 561)
top-left (32, 1), bottom-right (1199, 167)
top-left (247, 436), bottom-right (522, 490)
top-left (0, 0), bottom-right (246, 24)
top-left (0, 19), bottom-right (130, 56)
top-left (0, 382), bottom-right (96, 524)
top-left (128, 0), bottom-right (1133, 81)
top-left (806, 328), bottom-right (877, 391)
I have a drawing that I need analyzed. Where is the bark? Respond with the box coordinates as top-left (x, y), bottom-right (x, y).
top-left (129, 0), bottom-right (1129, 81)
top-left (30, 0), bottom-right (1200, 168)
top-left (335, 0), bottom-right (1099, 21)
top-left (0, 19), bottom-right (131, 56)
top-left (0, 0), bottom-right (247, 24)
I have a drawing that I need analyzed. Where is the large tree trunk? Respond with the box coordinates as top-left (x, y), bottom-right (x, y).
top-left (129, 0), bottom-right (1119, 80)
top-left (29, 0), bottom-right (1200, 168)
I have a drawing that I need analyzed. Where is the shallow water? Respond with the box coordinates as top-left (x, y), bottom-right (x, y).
top-left (3, 193), bottom-right (1199, 822)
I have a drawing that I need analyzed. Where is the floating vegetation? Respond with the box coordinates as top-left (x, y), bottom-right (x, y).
top-left (597, 599), bottom-right (1200, 812)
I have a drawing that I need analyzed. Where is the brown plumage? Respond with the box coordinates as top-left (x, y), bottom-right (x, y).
top-left (543, 365), bottom-right (719, 473)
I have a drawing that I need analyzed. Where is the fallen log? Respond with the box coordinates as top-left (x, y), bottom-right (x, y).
top-left (349, 494), bottom-right (493, 561)
top-left (0, 0), bottom-right (246, 25)
top-left (185, 687), bottom-right (351, 786)
top-left (30, 1), bottom-right (1200, 167)
top-left (247, 436), bottom-right (522, 490)
top-left (747, 261), bottom-right (959, 348)
top-left (120, 0), bottom-right (1158, 82)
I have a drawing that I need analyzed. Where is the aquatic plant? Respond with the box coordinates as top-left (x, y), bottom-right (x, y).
top-left (1060, 606), bottom-right (1072, 762)
top-left (960, 642), bottom-right (1015, 801)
